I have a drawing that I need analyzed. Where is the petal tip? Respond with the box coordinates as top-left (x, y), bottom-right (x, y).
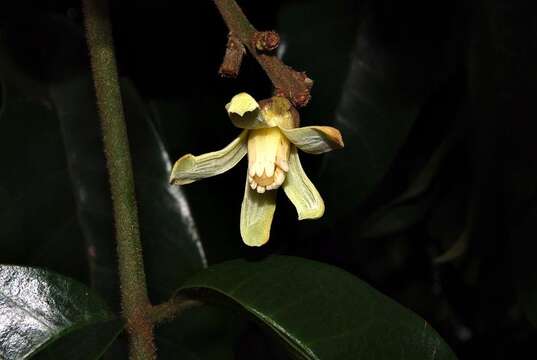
top-left (333, 130), bottom-right (344, 148)
top-left (323, 126), bottom-right (344, 150)
top-left (279, 125), bottom-right (345, 154)
top-left (240, 184), bottom-right (276, 247)
top-left (240, 227), bottom-right (271, 247)
top-left (242, 239), bottom-right (268, 247)
top-left (297, 205), bottom-right (325, 221)
top-left (226, 92), bottom-right (259, 116)
top-left (170, 154), bottom-right (195, 185)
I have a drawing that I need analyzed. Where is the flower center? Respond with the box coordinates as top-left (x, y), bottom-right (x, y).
top-left (247, 127), bottom-right (290, 194)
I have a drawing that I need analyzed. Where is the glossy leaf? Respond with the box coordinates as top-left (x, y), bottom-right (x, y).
top-left (49, 67), bottom-right (119, 306)
top-left (37, 15), bottom-right (208, 306)
top-left (51, 75), bottom-right (209, 304)
top-left (177, 256), bottom-right (457, 360)
top-left (0, 265), bottom-right (122, 360)
top-left (148, 98), bottom-right (246, 264)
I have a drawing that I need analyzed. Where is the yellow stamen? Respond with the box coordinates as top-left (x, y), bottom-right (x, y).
top-left (247, 127), bottom-right (290, 193)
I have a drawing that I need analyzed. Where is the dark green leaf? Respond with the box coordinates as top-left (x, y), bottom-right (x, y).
top-left (0, 45), bottom-right (88, 281)
top-left (33, 318), bottom-right (123, 360)
top-left (50, 74), bottom-right (209, 305)
top-left (321, 1), bottom-right (458, 216)
top-left (177, 256), bottom-right (457, 360)
top-left (148, 97), bottom-right (249, 264)
top-left (0, 265), bottom-right (122, 360)
top-left (1, 14), bottom-right (207, 306)
top-left (155, 305), bottom-right (240, 360)
top-left (26, 15), bottom-right (208, 306)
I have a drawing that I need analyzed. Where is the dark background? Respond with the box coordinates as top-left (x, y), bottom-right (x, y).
top-left (1, 0), bottom-right (537, 358)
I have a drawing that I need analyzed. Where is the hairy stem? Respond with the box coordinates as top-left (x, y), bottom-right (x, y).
top-left (213, 0), bottom-right (313, 107)
top-left (82, 0), bottom-right (155, 358)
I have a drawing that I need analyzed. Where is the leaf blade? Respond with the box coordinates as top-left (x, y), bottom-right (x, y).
top-left (177, 256), bottom-right (457, 360)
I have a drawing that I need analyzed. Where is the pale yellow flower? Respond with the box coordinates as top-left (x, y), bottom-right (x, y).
top-left (170, 93), bottom-right (344, 246)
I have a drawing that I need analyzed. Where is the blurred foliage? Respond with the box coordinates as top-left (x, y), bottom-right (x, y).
top-left (1, 0), bottom-right (536, 359)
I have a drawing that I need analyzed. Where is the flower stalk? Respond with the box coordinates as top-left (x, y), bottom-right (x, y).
top-left (82, 0), bottom-right (155, 358)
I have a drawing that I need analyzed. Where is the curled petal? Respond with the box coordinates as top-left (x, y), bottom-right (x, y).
top-left (283, 147), bottom-right (325, 220)
top-left (170, 130), bottom-right (248, 185)
top-left (240, 173), bottom-right (277, 246)
top-left (279, 126), bottom-right (344, 154)
top-left (225, 93), bottom-right (269, 129)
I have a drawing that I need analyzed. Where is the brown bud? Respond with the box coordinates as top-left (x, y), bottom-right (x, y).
top-left (253, 31), bottom-right (280, 52)
top-left (292, 91), bottom-right (311, 108)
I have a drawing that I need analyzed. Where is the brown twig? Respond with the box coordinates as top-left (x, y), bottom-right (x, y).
top-left (214, 0), bottom-right (313, 107)
top-left (219, 33), bottom-right (246, 78)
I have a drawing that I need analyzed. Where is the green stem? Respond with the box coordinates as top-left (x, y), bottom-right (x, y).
top-left (81, 0), bottom-right (155, 358)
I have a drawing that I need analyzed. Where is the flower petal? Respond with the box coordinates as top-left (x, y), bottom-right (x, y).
top-left (170, 130), bottom-right (248, 185)
top-left (225, 93), bottom-right (269, 129)
top-left (240, 173), bottom-right (277, 246)
top-left (282, 147), bottom-right (325, 220)
top-left (279, 126), bottom-right (344, 154)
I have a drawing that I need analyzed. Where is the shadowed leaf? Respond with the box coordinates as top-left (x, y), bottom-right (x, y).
top-left (177, 256), bottom-right (457, 360)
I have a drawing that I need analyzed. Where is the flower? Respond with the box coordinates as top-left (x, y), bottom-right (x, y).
top-left (170, 93), bottom-right (344, 246)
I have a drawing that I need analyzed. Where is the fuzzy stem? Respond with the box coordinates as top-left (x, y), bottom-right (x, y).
top-left (82, 0), bottom-right (155, 358)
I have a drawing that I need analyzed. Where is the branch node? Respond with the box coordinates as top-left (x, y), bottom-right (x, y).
top-left (276, 70), bottom-right (313, 107)
top-left (150, 297), bottom-right (203, 324)
top-left (292, 91), bottom-right (312, 108)
top-left (214, 0), bottom-right (314, 107)
top-left (219, 33), bottom-right (246, 78)
top-left (253, 30), bottom-right (280, 52)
